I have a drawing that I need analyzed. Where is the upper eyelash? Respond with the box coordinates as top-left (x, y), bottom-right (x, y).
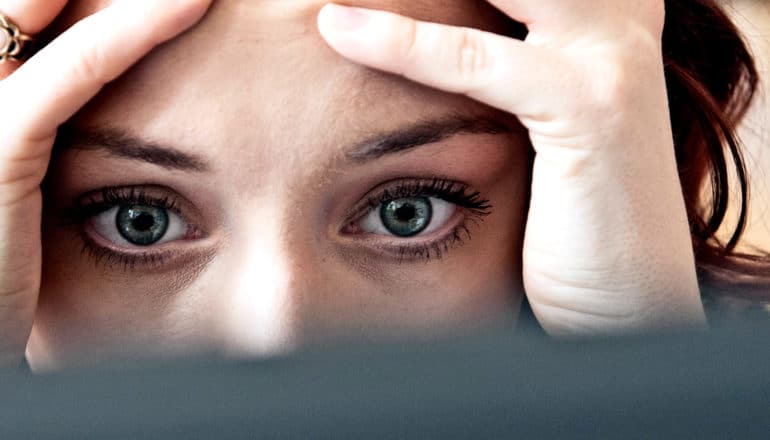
top-left (354, 177), bottom-right (494, 222)
top-left (59, 186), bottom-right (190, 271)
top-left (63, 179), bottom-right (492, 268)
top-left (61, 187), bottom-right (181, 224)
top-left (347, 177), bottom-right (494, 262)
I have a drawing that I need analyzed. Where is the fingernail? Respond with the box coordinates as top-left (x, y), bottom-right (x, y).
top-left (319, 4), bottom-right (371, 31)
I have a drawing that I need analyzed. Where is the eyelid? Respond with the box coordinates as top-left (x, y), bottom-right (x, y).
top-left (342, 177), bottom-right (493, 228)
top-left (77, 227), bottom-right (215, 272)
top-left (90, 205), bottom-right (190, 248)
top-left (61, 185), bottom-right (212, 271)
top-left (342, 215), bottom-right (476, 263)
top-left (338, 177), bottom-right (493, 262)
top-left (69, 185), bottom-right (207, 234)
top-left (358, 197), bottom-right (456, 237)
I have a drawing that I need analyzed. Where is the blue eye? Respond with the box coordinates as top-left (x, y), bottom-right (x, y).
top-left (92, 205), bottom-right (187, 247)
top-left (116, 205), bottom-right (170, 245)
top-left (379, 197), bottom-right (432, 237)
top-left (359, 196), bottom-right (456, 238)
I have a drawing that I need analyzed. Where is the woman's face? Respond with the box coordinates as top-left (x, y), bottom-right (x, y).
top-left (29, 0), bottom-right (531, 368)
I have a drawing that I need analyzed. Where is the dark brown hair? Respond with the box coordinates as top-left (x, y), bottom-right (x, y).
top-left (663, 0), bottom-right (770, 300)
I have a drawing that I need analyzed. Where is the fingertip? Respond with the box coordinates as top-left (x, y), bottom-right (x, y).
top-left (318, 3), bottom-right (389, 63)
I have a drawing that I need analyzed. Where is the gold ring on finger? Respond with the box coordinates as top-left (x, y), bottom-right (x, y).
top-left (0, 13), bottom-right (34, 63)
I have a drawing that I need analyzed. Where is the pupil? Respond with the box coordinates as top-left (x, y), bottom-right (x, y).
top-left (395, 205), bottom-right (416, 222)
top-left (132, 213), bottom-right (156, 231)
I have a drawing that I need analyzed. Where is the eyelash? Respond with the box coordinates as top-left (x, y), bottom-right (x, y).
top-left (62, 178), bottom-right (493, 269)
top-left (67, 187), bottom-right (181, 218)
top-left (62, 187), bottom-right (194, 270)
top-left (346, 178), bottom-right (493, 262)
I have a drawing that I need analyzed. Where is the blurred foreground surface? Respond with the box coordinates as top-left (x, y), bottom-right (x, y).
top-left (1, 319), bottom-right (769, 439)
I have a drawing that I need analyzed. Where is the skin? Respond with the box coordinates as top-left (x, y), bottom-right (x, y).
top-left (28, 0), bottom-right (530, 368)
top-left (0, 0), bottom-right (707, 371)
top-left (316, 0), bottom-right (708, 333)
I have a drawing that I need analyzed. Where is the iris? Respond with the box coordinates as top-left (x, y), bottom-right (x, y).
top-left (380, 197), bottom-right (432, 237)
top-left (116, 205), bottom-right (170, 245)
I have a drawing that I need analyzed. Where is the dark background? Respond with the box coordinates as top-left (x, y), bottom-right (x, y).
top-left (2, 315), bottom-right (769, 439)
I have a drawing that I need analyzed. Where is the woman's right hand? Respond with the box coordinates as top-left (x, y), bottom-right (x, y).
top-left (0, 0), bottom-right (213, 367)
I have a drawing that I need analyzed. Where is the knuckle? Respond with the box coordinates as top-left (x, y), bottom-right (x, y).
top-left (71, 44), bottom-right (109, 86)
top-left (398, 18), bottom-right (421, 74)
top-left (454, 28), bottom-right (489, 81)
top-left (586, 63), bottom-right (634, 116)
top-left (595, 61), bottom-right (630, 103)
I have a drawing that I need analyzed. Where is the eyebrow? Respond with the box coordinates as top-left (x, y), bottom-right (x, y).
top-left (55, 126), bottom-right (210, 173)
top-left (54, 115), bottom-right (512, 171)
top-left (345, 115), bottom-right (512, 163)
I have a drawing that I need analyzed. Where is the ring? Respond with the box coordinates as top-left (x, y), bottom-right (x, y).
top-left (0, 13), bottom-right (33, 63)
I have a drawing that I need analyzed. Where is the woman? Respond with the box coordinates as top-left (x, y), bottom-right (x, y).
top-left (0, 0), bottom-right (758, 370)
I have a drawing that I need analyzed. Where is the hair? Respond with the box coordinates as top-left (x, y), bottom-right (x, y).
top-left (662, 0), bottom-right (770, 301)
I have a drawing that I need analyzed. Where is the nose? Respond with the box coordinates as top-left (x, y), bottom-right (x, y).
top-left (215, 233), bottom-right (301, 358)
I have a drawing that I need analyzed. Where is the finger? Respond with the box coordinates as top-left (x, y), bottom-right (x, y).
top-left (317, 4), bottom-right (569, 119)
top-left (1, 0), bottom-right (212, 149)
top-left (0, 0), bottom-right (68, 77)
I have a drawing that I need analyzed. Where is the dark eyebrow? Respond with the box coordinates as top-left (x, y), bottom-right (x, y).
top-left (54, 116), bottom-right (509, 171)
top-left (345, 115), bottom-right (513, 163)
top-left (55, 126), bottom-right (210, 173)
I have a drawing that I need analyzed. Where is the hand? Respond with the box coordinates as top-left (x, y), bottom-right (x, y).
top-left (317, 1), bottom-right (707, 334)
top-left (0, 0), bottom-right (212, 367)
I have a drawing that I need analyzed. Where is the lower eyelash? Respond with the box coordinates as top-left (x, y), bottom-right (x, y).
top-left (346, 178), bottom-right (493, 263)
top-left (389, 221), bottom-right (476, 263)
top-left (57, 185), bottom-right (197, 271)
top-left (61, 187), bottom-right (180, 224)
top-left (77, 230), bottom-right (173, 271)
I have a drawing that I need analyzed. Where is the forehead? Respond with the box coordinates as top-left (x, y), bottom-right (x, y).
top-left (64, 0), bottom-right (516, 174)
top-left (64, 0), bottom-right (511, 27)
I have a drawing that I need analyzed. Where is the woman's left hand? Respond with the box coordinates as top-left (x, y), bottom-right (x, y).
top-left (317, 1), bottom-right (706, 335)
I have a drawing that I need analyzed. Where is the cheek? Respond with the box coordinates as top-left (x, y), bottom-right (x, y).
top-left (32, 211), bottom-right (525, 368)
top-left (298, 180), bottom-right (528, 341)
top-left (31, 219), bottom-right (217, 366)
top-left (32, 132), bottom-right (531, 365)
top-left (296, 253), bottom-right (523, 343)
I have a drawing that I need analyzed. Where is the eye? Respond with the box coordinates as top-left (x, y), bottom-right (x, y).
top-left (92, 204), bottom-right (188, 247)
top-left (341, 178), bottom-right (493, 261)
top-left (359, 196), bottom-right (457, 238)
